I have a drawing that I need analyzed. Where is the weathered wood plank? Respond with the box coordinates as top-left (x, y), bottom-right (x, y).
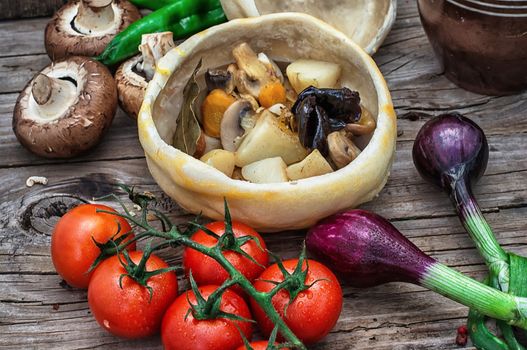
top-left (0, 18), bottom-right (48, 57)
top-left (1, 4), bottom-right (526, 169)
top-left (0, 93), bottom-right (145, 168)
top-left (0, 54), bottom-right (50, 94)
top-left (0, 0), bottom-right (65, 20)
top-left (0, 131), bottom-right (525, 226)
top-left (1, 0), bottom-right (526, 349)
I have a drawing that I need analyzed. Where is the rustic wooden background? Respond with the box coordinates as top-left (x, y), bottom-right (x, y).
top-left (1, 0), bottom-right (527, 349)
top-left (0, 0), bottom-right (66, 19)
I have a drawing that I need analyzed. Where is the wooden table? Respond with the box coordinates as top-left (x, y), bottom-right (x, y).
top-left (1, 1), bottom-right (526, 348)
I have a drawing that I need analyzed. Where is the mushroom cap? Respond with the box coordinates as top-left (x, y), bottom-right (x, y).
top-left (115, 55), bottom-right (147, 119)
top-left (138, 13), bottom-right (397, 231)
top-left (45, 0), bottom-right (141, 60)
top-left (220, 100), bottom-right (252, 151)
top-left (13, 56), bottom-right (118, 158)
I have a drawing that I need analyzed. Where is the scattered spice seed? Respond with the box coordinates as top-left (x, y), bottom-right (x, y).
top-left (456, 325), bottom-right (468, 346)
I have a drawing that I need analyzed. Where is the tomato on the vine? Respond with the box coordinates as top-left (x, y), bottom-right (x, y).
top-left (235, 341), bottom-right (290, 350)
top-left (51, 203), bottom-right (135, 288)
top-left (183, 221), bottom-right (268, 287)
top-left (250, 259), bottom-right (342, 345)
top-left (162, 285), bottom-right (253, 350)
top-left (88, 251), bottom-right (178, 339)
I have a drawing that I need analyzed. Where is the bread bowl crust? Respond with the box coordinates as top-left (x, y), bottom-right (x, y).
top-left (138, 13), bottom-right (397, 231)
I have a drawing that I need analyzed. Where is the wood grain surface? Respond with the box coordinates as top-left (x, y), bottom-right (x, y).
top-left (0, 0), bottom-right (65, 20)
top-left (1, 0), bottom-right (526, 349)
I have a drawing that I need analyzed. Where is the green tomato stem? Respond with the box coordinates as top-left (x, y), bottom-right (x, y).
top-left (172, 234), bottom-right (307, 349)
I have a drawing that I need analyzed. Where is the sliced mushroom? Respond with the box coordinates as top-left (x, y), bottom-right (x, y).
top-left (220, 100), bottom-right (255, 151)
top-left (345, 106), bottom-right (377, 135)
top-left (258, 52), bottom-right (284, 83)
top-left (205, 69), bottom-right (234, 93)
top-left (284, 79), bottom-right (298, 105)
top-left (45, 0), bottom-right (141, 60)
top-left (232, 42), bottom-right (275, 97)
top-left (203, 133), bottom-right (222, 154)
top-left (238, 93), bottom-right (260, 111)
top-left (115, 32), bottom-right (175, 119)
top-left (13, 56), bottom-right (117, 158)
top-left (138, 32), bottom-right (176, 81)
top-left (327, 130), bottom-right (361, 169)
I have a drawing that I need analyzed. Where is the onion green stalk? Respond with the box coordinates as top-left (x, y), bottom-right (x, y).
top-left (306, 210), bottom-right (527, 332)
top-left (413, 113), bottom-right (527, 349)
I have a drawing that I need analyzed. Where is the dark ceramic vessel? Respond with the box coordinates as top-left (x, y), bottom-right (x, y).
top-left (418, 0), bottom-right (527, 95)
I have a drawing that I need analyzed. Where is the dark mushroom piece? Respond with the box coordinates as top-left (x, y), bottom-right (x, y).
top-left (292, 86), bottom-right (362, 129)
top-left (115, 32), bottom-right (175, 119)
top-left (45, 0), bottom-right (141, 60)
top-left (294, 95), bottom-right (331, 156)
top-left (292, 86), bottom-right (367, 157)
top-left (13, 56), bottom-right (117, 158)
top-left (205, 69), bottom-right (234, 93)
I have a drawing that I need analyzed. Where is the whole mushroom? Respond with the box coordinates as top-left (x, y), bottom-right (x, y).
top-left (328, 130), bottom-right (361, 169)
top-left (13, 56), bottom-right (118, 158)
top-left (115, 32), bottom-right (176, 119)
top-left (45, 0), bottom-right (141, 60)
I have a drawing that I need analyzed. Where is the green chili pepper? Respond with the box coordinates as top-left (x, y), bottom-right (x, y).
top-left (129, 0), bottom-right (179, 11)
top-left (96, 0), bottom-right (226, 66)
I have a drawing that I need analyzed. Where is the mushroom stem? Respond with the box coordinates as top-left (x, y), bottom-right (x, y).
top-left (345, 106), bottom-right (376, 136)
top-left (328, 130), bottom-right (361, 169)
top-left (31, 74), bottom-right (77, 120)
top-left (74, 0), bottom-right (116, 35)
top-left (138, 32), bottom-right (176, 81)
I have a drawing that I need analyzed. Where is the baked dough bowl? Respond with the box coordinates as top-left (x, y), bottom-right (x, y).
top-left (138, 13), bottom-right (397, 232)
top-left (220, 0), bottom-right (397, 54)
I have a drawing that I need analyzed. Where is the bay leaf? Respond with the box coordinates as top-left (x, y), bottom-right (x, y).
top-left (173, 59), bottom-right (202, 155)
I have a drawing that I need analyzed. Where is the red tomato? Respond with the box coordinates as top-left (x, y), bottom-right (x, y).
top-left (235, 341), bottom-right (290, 350)
top-left (51, 203), bottom-right (135, 289)
top-left (183, 221), bottom-right (268, 288)
top-left (162, 285), bottom-right (253, 350)
top-left (88, 251), bottom-right (178, 339)
top-left (250, 259), bottom-right (342, 345)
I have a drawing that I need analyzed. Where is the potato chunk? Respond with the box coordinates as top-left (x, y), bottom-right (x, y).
top-left (242, 157), bottom-right (288, 184)
top-left (235, 110), bottom-right (308, 167)
top-left (286, 59), bottom-right (342, 94)
top-left (286, 149), bottom-right (334, 180)
top-left (200, 149), bottom-right (235, 177)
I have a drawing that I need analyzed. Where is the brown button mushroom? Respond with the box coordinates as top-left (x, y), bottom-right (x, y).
top-left (345, 106), bottom-right (377, 136)
top-left (327, 130), bottom-right (362, 169)
top-left (115, 55), bottom-right (147, 119)
top-left (115, 32), bottom-right (176, 118)
top-left (13, 56), bottom-right (118, 158)
top-left (45, 0), bottom-right (141, 60)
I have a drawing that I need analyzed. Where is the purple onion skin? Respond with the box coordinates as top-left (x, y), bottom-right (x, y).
top-left (306, 210), bottom-right (435, 288)
top-left (412, 113), bottom-right (488, 194)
